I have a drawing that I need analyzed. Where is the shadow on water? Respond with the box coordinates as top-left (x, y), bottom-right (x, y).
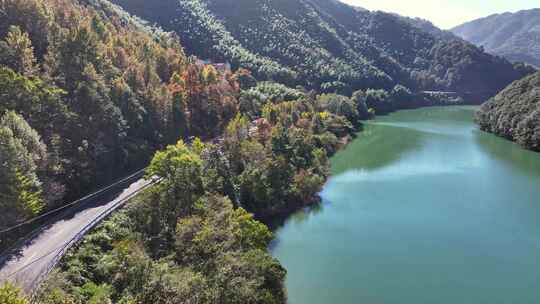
top-left (266, 198), bottom-right (327, 231)
top-left (271, 106), bottom-right (540, 304)
top-left (270, 111), bottom-right (435, 235)
top-left (331, 123), bottom-right (426, 175)
top-left (474, 129), bottom-right (540, 177)
top-left (331, 106), bottom-right (480, 176)
top-left (385, 105), bottom-right (477, 123)
top-left (269, 122), bottom-right (427, 236)
top-left (267, 199), bottom-right (328, 250)
top-left (270, 107), bottom-right (480, 248)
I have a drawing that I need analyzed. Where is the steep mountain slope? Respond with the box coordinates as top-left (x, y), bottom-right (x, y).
top-left (452, 9), bottom-right (540, 67)
top-left (111, 0), bottom-right (532, 100)
top-left (476, 71), bottom-right (540, 151)
top-left (0, 0), bottom-right (241, 248)
top-left (1, 0), bottom-right (303, 302)
top-left (2, 1), bottom-right (369, 302)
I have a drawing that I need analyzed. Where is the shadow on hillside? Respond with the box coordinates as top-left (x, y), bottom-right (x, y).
top-left (0, 176), bottom-right (143, 269)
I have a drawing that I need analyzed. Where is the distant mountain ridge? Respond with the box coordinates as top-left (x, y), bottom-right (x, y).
top-left (452, 9), bottom-right (540, 67)
top-left (111, 0), bottom-right (533, 102)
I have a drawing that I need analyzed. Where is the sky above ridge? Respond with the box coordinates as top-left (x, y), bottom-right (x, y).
top-left (340, 0), bottom-right (539, 29)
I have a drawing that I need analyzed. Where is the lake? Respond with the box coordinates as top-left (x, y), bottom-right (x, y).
top-left (271, 106), bottom-right (540, 304)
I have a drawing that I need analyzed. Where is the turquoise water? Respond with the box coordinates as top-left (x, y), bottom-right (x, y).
top-left (272, 106), bottom-right (540, 304)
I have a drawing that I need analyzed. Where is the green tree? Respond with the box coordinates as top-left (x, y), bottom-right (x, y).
top-left (0, 112), bottom-right (45, 232)
top-left (97, 240), bottom-right (153, 298)
top-left (0, 0), bottom-right (52, 57)
top-left (67, 64), bottom-right (128, 192)
top-left (365, 89), bottom-right (392, 114)
top-left (51, 23), bottom-right (102, 90)
top-left (144, 141), bottom-right (205, 255)
top-left (317, 94), bottom-right (360, 126)
top-left (146, 141), bottom-right (205, 212)
top-left (0, 67), bottom-right (68, 139)
top-left (352, 90), bottom-right (370, 119)
top-left (223, 114), bottom-right (250, 172)
top-left (137, 264), bottom-right (211, 304)
top-left (78, 283), bottom-right (112, 304)
top-left (0, 26), bottom-right (38, 76)
top-left (200, 144), bottom-right (236, 201)
top-left (0, 283), bottom-right (28, 304)
top-left (292, 170), bottom-right (325, 203)
top-left (233, 207), bottom-right (273, 250)
top-left (213, 250), bottom-right (286, 304)
top-left (238, 155), bottom-right (294, 215)
top-left (1, 111), bottom-right (47, 164)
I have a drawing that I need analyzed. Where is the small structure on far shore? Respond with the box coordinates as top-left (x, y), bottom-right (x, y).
top-left (197, 59), bottom-right (231, 73)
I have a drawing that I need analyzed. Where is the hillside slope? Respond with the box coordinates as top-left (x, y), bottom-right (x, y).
top-left (452, 9), bottom-right (540, 67)
top-left (0, 0), bottom-right (241, 248)
top-left (1, 0), bottom-right (297, 302)
top-left (111, 0), bottom-right (532, 100)
top-left (2, 1), bottom-right (370, 302)
top-left (476, 71), bottom-right (540, 151)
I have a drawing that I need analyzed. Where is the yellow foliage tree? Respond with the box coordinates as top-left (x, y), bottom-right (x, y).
top-left (0, 283), bottom-right (28, 304)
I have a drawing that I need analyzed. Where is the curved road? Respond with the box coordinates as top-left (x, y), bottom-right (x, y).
top-left (0, 176), bottom-right (154, 294)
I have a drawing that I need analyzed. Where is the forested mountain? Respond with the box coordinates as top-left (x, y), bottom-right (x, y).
top-left (111, 0), bottom-right (533, 100)
top-left (0, 0), bottom-right (243, 241)
top-left (476, 71), bottom-right (540, 151)
top-left (1, 0), bottom-right (538, 302)
top-left (1, 0), bottom-right (371, 302)
top-left (452, 9), bottom-right (540, 68)
top-left (398, 16), bottom-right (456, 40)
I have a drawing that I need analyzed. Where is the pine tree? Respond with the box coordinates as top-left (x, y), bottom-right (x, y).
top-left (0, 26), bottom-right (38, 76)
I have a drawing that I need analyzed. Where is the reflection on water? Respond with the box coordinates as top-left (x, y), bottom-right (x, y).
top-left (272, 106), bottom-right (540, 304)
top-left (331, 123), bottom-right (425, 174)
top-left (475, 129), bottom-right (540, 177)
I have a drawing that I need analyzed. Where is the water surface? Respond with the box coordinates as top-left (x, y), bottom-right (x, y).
top-left (272, 106), bottom-right (540, 304)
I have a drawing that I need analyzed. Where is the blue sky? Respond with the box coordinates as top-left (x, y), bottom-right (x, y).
top-left (341, 0), bottom-right (539, 29)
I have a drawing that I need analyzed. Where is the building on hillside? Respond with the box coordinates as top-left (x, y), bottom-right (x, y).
top-left (196, 59), bottom-right (231, 73)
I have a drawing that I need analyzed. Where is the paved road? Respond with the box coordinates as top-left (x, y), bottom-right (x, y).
top-left (0, 177), bottom-right (153, 293)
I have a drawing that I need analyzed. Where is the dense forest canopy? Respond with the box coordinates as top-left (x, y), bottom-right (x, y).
top-left (0, 0), bottom-right (244, 246)
top-left (452, 9), bottom-right (540, 68)
top-left (35, 141), bottom-right (288, 303)
top-left (476, 71), bottom-right (540, 151)
top-left (29, 80), bottom-right (368, 302)
top-left (1, 0), bottom-right (538, 303)
top-left (0, 0), bottom-right (370, 302)
top-left (111, 0), bottom-right (534, 99)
